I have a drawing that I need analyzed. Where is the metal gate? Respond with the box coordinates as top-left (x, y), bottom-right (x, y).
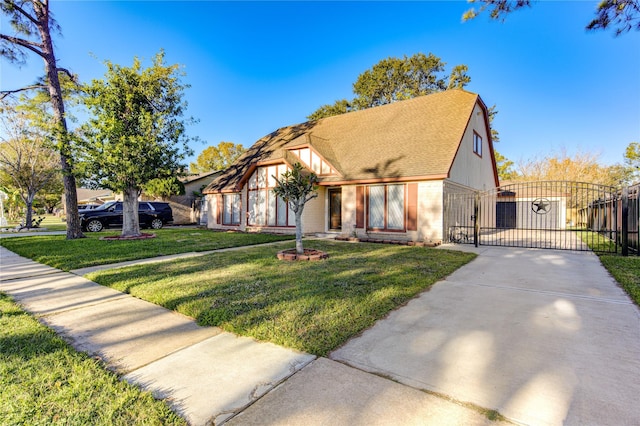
top-left (444, 181), bottom-right (619, 253)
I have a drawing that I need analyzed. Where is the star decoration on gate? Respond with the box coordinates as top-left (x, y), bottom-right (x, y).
top-left (531, 198), bottom-right (551, 215)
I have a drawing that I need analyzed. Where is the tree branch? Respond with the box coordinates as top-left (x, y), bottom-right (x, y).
top-left (0, 33), bottom-right (44, 58)
top-left (3, 0), bottom-right (41, 28)
top-left (0, 85), bottom-right (48, 99)
top-left (56, 67), bottom-right (78, 84)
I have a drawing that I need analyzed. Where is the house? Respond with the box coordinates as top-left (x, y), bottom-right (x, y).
top-left (181, 171), bottom-right (222, 196)
top-left (202, 89), bottom-right (499, 243)
top-left (76, 188), bottom-right (115, 206)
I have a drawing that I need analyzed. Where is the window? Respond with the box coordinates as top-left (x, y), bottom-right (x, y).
top-left (223, 193), bottom-right (241, 225)
top-left (289, 147), bottom-right (337, 175)
top-left (473, 132), bottom-right (482, 157)
top-left (247, 165), bottom-right (294, 227)
top-left (368, 184), bottom-right (405, 231)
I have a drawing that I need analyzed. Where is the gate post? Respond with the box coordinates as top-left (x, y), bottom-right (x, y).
top-left (474, 192), bottom-right (479, 248)
top-left (622, 187), bottom-right (629, 256)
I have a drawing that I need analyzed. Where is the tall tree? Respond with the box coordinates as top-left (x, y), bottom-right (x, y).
top-left (308, 53), bottom-right (471, 120)
top-left (81, 50), bottom-right (195, 237)
top-left (494, 151), bottom-right (517, 182)
top-left (0, 0), bottom-right (84, 238)
top-left (190, 141), bottom-right (245, 173)
top-left (272, 163), bottom-right (319, 255)
top-left (0, 98), bottom-right (60, 227)
top-left (463, 0), bottom-right (640, 36)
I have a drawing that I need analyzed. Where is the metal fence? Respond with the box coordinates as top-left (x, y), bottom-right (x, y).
top-left (444, 181), bottom-right (625, 254)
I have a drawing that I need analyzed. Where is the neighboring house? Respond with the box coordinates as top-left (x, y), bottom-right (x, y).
top-left (181, 171), bottom-right (222, 196)
top-left (203, 89), bottom-right (499, 243)
top-left (75, 188), bottom-right (115, 206)
top-left (141, 171), bottom-right (222, 225)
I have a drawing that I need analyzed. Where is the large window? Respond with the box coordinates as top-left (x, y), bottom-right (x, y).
top-left (473, 132), bottom-right (482, 157)
top-left (368, 184), bottom-right (405, 231)
top-left (247, 165), bottom-right (294, 227)
top-left (223, 193), bottom-right (241, 225)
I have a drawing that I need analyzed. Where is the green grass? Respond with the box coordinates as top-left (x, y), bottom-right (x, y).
top-left (0, 229), bottom-right (294, 271)
top-left (598, 256), bottom-right (640, 306)
top-left (2, 214), bottom-right (68, 232)
top-left (579, 231), bottom-right (640, 306)
top-left (86, 241), bottom-right (476, 356)
top-left (0, 292), bottom-right (186, 425)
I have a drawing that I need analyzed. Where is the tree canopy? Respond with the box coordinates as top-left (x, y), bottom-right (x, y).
top-left (80, 50), bottom-right (195, 236)
top-left (308, 53), bottom-right (471, 120)
top-left (190, 141), bottom-right (245, 173)
top-left (0, 98), bottom-right (60, 227)
top-left (463, 0), bottom-right (640, 36)
top-left (143, 177), bottom-right (185, 200)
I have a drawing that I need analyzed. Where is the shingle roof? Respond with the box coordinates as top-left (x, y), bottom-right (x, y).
top-left (204, 89), bottom-right (487, 193)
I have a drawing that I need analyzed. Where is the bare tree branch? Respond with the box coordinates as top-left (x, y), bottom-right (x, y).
top-left (0, 85), bottom-right (48, 99)
top-left (0, 33), bottom-right (44, 58)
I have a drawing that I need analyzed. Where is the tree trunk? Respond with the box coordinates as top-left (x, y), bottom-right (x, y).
top-left (122, 187), bottom-right (141, 237)
top-left (294, 200), bottom-right (304, 255)
top-left (24, 195), bottom-right (34, 228)
top-left (35, 2), bottom-right (84, 239)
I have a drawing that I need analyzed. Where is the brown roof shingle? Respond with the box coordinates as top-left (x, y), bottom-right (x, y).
top-left (204, 89), bottom-right (486, 193)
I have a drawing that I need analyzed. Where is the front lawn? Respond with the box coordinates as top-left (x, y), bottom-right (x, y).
top-left (0, 229), bottom-right (294, 271)
top-left (86, 241), bottom-right (476, 356)
top-left (579, 231), bottom-right (640, 306)
top-left (0, 293), bottom-right (186, 425)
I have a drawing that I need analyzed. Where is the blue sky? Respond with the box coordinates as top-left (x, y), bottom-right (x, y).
top-left (2, 1), bottom-right (639, 169)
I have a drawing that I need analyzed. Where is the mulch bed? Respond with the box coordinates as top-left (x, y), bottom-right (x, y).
top-left (99, 233), bottom-right (156, 241)
top-left (277, 248), bottom-right (329, 261)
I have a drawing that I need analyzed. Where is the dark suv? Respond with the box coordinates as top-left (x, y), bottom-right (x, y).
top-left (79, 201), bottom-right (173, 232)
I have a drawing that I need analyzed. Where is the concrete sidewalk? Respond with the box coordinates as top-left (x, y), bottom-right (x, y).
top-left (2, 244), bottom-right (639, 425)
top-left (0, 246), bottom-right (315, 425)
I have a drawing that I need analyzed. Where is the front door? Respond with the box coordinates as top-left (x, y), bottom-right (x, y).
top-left (329, 188), bottom-right (342, 230)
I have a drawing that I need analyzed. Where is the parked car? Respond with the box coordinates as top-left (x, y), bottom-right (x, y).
top-left (79, 201), bottom-right (173, 232)
top-left (78, 204), bottom-right (100, 211)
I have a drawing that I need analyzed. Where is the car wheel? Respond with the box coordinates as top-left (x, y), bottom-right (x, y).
top-left (86, 219), bottom-right (104, 232)
top-left (150, 218), bottom-right (163, 229)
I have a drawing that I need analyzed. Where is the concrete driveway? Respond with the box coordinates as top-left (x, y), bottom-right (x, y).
top-left (329, 246), bottom-right (640, 426)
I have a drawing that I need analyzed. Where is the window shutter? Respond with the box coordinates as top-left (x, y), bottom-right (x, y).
top-left (407, 183), bottom-right (418, 231)
top-left (216, 194), bottom-right (223, 224)
top-left (356, 186), bottom-right (365, 228)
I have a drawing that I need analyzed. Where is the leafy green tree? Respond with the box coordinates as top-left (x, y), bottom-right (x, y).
top-left (622, 141), bottom-right (640, 183)
top-left (272, 163), bottom-right (319, 255)
top-left (307, 99), bottom-right (354, 122)
top-left (190, 141), bottom-right (245, 173)
top-left (0, 98), bottom-right (60, 227)
top-left (81, 50), bottom-right (195, 237)
top-left (463, 0), bottom-right (640, 36)
top-left (0, 0), bottom-right (84, 238)
top-left (447, 65), bottom-right (472, 89)
top-left (494, 150), bottom-right (517, 182)
top-left (308, 53), bottom-right (471, 120)
top-left (144, 177), bottom-right (185, 200)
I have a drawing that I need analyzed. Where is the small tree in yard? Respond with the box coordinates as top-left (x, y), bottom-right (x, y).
top-left (272, 163), bottom-right (319, 255)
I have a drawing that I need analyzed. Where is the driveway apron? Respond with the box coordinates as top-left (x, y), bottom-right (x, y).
top-left (331, 246), bottom-right (640, 426)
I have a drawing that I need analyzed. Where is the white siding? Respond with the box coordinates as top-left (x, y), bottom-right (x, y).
top-left (448, 103), bottom-right (496, 191)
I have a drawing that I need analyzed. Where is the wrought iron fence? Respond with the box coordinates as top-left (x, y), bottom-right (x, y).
top-left (444, 181), bottom-right (626, 254)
